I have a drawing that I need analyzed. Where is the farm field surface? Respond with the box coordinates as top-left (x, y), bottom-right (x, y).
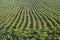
top-left (0, 0), bottom-right (60, 40)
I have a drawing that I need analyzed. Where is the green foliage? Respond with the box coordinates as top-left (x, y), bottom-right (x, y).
top-left (0, 0), bottom-right (60, 40)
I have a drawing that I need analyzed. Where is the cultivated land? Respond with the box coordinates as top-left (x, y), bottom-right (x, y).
top-left (0, 0), bottom-right (60, 40)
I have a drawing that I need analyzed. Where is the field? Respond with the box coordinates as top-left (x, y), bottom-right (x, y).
top-left (0, 0), bottom-right (60, 40)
